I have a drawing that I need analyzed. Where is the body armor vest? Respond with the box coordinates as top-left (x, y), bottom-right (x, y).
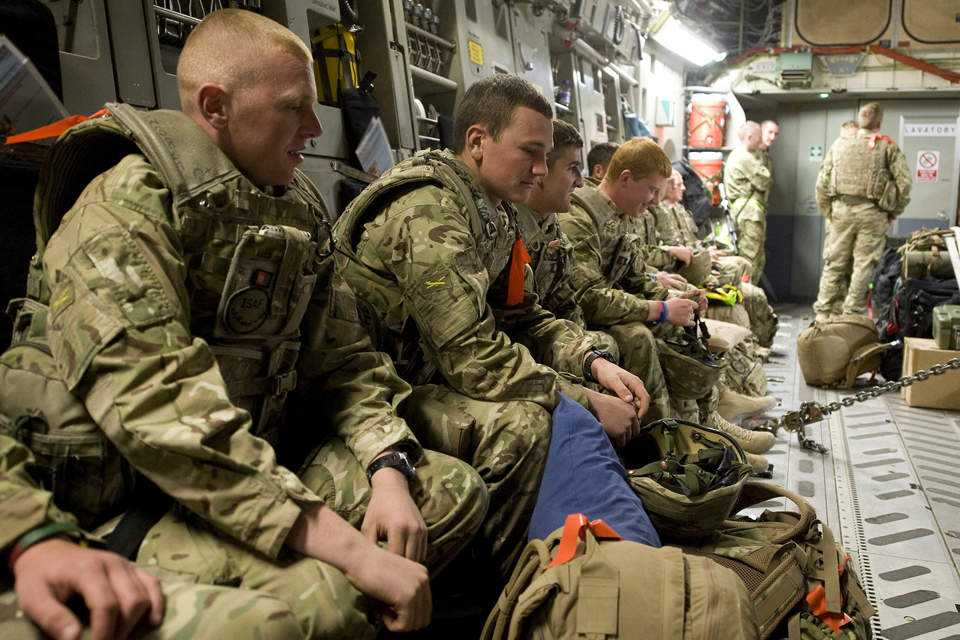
top-left (335, 150), bottom-right (517, 374)
top-left (828, 135), bottom-right (892, 203)
top-left (515, 205), bottom-right (566, 301)
top-left (26, 104), bottom-right (332, 442)
top-left (571, 184), bottom-right (638, 287)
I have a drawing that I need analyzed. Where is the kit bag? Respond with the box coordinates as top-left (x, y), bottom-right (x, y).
top-left (622, 418), bottom-right (753, 542)
top-left (483, 514), bottom-right (759, 640)
top-left (672, 483), bottom-right (876, 640)
top-left (797, 315), bottom-right (887, 388)
top-left (900, 227), bottom-right (955, 280)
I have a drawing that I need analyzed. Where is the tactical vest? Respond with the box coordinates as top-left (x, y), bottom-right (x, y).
top-left (515, 205), bottom-right (567, 301)
top-left (22, 103), bottom-right (332, 442)
top-left (570, 184), bottom-right (638, 287)
top-left (828, 135), bottom-right (893, 204)
top-left (334, 149), bottom-right (516, 372)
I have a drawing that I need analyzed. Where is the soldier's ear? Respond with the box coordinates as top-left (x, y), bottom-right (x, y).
top-left (464, 124), bottom-right (487, 161)
top-left (196, 83), bottom-right (230, 130)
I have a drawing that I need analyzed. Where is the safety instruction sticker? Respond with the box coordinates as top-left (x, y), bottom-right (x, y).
top-left (468, 40), bottom-right (483, 66)
top-left (917, 150), bottom-right (939, 182)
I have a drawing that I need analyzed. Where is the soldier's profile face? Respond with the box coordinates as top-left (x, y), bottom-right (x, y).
top-left (535, 145), bottom-right (583, 214)
top-left (219, 49), bottom-right (323, 187)
top-left (475, 106), bottom-right (553, 206)
top-left (622, 173), bottom-right (666, 217)
top-left (761, 123), bottom-right (779, 148)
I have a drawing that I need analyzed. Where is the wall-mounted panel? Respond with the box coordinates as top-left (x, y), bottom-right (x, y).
top-left (902, 0), bottom-right (960, 44)
top-left (795, 0), bottom-right (891, 46)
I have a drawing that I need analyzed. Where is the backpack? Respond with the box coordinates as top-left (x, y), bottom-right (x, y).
top-left (900, 227), bottom-right (955, 280)
top-left (483, 514), bottom-right (759, 640)
top-left (869, 246), bottom-right (902, 339)
top-left (673, 483), bottom-right (876, 640)
top-left (797, 315), bottom-right (887, 388)
top-left (879, 277), bottom-right (960, 380)
top-left (673, 160), bottom-right (715, 228)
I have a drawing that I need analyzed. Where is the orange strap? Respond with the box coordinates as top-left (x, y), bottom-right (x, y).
top-left (506, 234), bottom-right (531, 307)
top-left (544, 514), bottom-right (623, 570)
top-left (867, 134), bottom-right (895, 150)
top-left (4, 109), bottom-right (109, 145)
top-left (804, 561), bottom-right (852, 633)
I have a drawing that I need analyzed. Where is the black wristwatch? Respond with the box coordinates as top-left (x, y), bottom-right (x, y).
top-left (366, 451), bottom-right (416, 483)
top-left (582, 348), bottom-right (616, 384)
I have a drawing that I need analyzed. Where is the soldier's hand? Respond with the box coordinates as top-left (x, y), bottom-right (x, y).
top-left (13, 538), bottom-right (165, 640)
top-left (663, 296), bottom-right (698, 326)
top-left (668, 246), bottom-right (693, 265)
top-left (655, 271), bottom-right (687, 290)
top-left (584, 388), bottom-right (642, 449)
top-left (345, 545), bottom-right (432, 632)
top-left (364, 463), bottom-right (428, 563)
top-left (708, 246), bottom-right (725, 264)
top-left (589, 358), bottom-right (650, 421)
top-left (679, 288), bottom-right (708, 315)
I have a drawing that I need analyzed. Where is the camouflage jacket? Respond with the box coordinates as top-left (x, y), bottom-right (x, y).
top-left (651, 202), bottom-right (700, 248)
top-left (333, 150), bottom-right (592, 411)
top-left (558, 181), bottom-right (668, 328)
top-left (0, 433), bottom-right (76, 555)
top-left (637, 209), bottom-right (673, 270)
top-left (39, 106), bottom-right (419, 559)
top-left (723, 146), bottom-right (772, 208)
top-left (816, 129), bottom-right (912, 220)
top-left (514, 204), bottom-right (585, 328)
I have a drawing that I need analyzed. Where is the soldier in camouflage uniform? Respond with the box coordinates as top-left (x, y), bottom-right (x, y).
top-left (7, 10), bottom-right (487, 638)
top-left (1, 433), bottom-right (309, 640)
top-left (333, 75), bottom-right (651, 578)
top-left (517, 120), bottom-right (668, 424)
top-left (814, 102), bottom-right (912, 319)
top-left (558, 138), bottom-right (777, 469)
top-left (724, 121), bottom-right (772, 281)
top-left (654, 171), bottom-right (780, 348)
top-left (587, 141), bottom-right (620, 182)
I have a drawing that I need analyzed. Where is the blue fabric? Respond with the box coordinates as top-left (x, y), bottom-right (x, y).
top-left (528, 394), bottom-right (661, 547)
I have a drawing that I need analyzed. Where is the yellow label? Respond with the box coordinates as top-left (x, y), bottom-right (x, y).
top-left (468, 40), bottom-right (483, 66)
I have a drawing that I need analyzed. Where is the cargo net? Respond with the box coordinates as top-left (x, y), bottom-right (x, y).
top-left (153, 0), bottom-right (232, 46)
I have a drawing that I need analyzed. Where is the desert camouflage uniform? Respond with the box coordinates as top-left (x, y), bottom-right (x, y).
top-left (814, 129), bottom-right (912, 315)
top-left (724, 146), bottom-right (772, 281)
top-left (333, 150), bottom-right (598, 577)
top-left (651, 202), bottom-right (778, 347)
top-left (0, 433), bottom-right (306, 640)
top-left (18, 106), bottom-right (485, 639)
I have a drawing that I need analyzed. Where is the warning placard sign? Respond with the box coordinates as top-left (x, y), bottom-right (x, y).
top-left (917, 150), bottom-right (939, 182)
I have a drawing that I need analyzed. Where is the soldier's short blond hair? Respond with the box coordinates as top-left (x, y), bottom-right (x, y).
top-left (739, 121), bottom-right (761, 141)
top-left (547, 119), bottom-right (582, 169)
top-left (452, 74), bottom-right (553, 154)
top-left (858, 102), bottom-right (883, 130)
top-left (602, 138), bottom-right (672, 185)
top-left (177, 9), bottom-right (312, 115)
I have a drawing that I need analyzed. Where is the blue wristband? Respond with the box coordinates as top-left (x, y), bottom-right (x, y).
top-left (656, 300), bottom-right (668, 324)
top-left (650, 274), bottom-right (657, 282)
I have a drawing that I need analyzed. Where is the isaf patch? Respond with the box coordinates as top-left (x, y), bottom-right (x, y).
top-left (225, 287), bottom-right (270, 333)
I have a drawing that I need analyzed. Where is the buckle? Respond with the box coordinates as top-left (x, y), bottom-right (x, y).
top-left (272, 371), bottom-right (297, 396)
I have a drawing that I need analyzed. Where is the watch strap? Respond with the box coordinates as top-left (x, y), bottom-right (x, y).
top-left (366, 451), bottom-right (415, 483)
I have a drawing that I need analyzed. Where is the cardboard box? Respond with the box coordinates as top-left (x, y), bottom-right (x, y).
top-left (902, 338), bottom-right (960, 410)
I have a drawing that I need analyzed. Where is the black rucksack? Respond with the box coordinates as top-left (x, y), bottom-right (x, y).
top-left (870, 246), bottom-right (902, 339)
top-left (879, 277), bottom-right (960, 380)
top-left (673, 160), bottom-right (713, 228)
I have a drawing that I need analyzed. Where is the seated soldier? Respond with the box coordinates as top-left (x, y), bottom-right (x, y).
top-left (586, 141), bottom-right (620, 183)
top-left (7, 9), bottom-right (486, 637)
top-left (558, 138), bottom-right (776, 470)
top-left (333, 74), bottom-right (651, 579)
top-left (0, 432), bottom-right (309, 640)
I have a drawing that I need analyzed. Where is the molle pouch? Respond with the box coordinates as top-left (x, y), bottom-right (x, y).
top-left (215, 225), bottom-right (318, 340)
top-left (0, 305), bottom-right (132, 530)
top-left (878, 178), bottom-right (898, 212)
top-left (607, 233), bottom-right (639, 286)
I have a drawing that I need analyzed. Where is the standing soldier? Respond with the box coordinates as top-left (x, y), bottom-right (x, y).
top-left (813, 102), bottom-right (912, 320)
top-left (724, 121), bottom-right (772, 281)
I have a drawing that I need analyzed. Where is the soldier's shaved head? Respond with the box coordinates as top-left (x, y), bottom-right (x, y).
top-left (858, 102), bottom-right (883, 131)
top-left (177, 9), bottom-right (312, 116)
top-left (738, 121), bottom-right (761, 142)
top-left (452, 74), bottom-right (553, 154)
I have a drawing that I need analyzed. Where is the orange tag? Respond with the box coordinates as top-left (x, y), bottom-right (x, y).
top-left (544, 514), bottom-right (623, 570)
top-left (5, 109), bottom-right (109, 145)
top-left (805, 562), bottom-right (853, 634)
top-left (506, 235), bottom-right (531, 306)
top-left (867, 134), bottom-right (895, 150)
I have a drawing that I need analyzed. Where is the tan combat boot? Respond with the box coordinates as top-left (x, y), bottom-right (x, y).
top-left (706, 411), bottom-right (775, 454)
top-left (717, 386), bottom-right (779, 426)
top-left (743, 451), bottom-right (770, 474)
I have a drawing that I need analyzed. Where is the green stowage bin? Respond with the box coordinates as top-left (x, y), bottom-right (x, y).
top-left (933, 305), bottom-right (960, 350)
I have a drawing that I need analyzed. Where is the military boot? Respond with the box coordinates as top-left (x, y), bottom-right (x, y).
top-left (717, 387), bottom-right (779, 426)
top-left (706, 411), bottom-right (775, 454)
top-left (743, 451), bottom-right (770, 474)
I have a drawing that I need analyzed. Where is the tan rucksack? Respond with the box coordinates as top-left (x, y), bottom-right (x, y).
top-left (797, 315), bottom-right (888, 388)
top-left (483, 514), bottom-right (759, 640)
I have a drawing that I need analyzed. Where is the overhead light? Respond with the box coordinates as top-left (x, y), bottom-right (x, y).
top-left (714, 51), bottom-right (728, 63)
top-left (819, 92), bottom-right (830, 98)
top-left (651, 15), bottom-right (722, 67)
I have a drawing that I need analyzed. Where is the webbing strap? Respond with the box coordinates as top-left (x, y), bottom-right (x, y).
top-left (5, 109), bottom-right (109, 144)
